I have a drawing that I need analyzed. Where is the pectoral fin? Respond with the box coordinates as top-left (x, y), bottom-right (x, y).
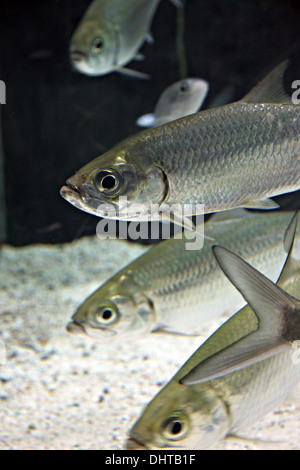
top-left (151, 326), bottom-right (202, 337)
top-left (145, 32), bottom-right (154, 44)
top-left (117, 67), bottom-right (150, 79)
top-left (136, 113), bottom-right (156, 128)
top-left (242, 198), bottom-right (280, 210)
top-left (170, 0), bottom-right (183, 6)
top-left (226, 433), bottom-right (285, 446)
top-left (134, 53), bottom-right (145, 61)
top-left (209, 208), bottom-right (254, 223)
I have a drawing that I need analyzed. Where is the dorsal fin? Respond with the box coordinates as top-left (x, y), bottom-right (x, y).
top-left (240, 60), bottom-right (291, 104)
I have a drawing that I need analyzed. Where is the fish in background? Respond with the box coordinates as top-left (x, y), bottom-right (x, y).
top-left (136, 78), bottom-right (209, 128)
top-left (66, 210), bottom-right (300, 340)
top-left (70, 0), bottom-right (177, 78)
top-left (61, 61), bottom-right (300, 228)
top-left (126, 214), bottom-right (300, 450)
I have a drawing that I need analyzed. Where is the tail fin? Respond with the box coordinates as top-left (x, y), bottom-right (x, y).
top-left (181, 214), bottom-right (300, 386)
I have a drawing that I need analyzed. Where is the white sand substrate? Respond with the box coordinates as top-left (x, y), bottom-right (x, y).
top-left (0, 236), bottom-right (299, 450)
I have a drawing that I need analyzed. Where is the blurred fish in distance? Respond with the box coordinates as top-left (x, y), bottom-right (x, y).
top-left (136, 78), bottom-right (209, 127)
top-left (70, 0), bottom-right (178, 78)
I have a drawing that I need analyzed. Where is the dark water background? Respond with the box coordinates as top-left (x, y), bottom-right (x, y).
top-left (0, 0), bottom-right (300, 246)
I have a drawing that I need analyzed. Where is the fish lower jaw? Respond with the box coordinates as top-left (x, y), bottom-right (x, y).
top-left (66, 320), bottom-right (86, 336)
top-left (60, 178), bottom-right (83, 199)
top-left (60, 185), bottom-right (84, 208)
top-left (125, 437), bottom-right (147, 450)
top-left (71, 59), bottom-right (103, 76)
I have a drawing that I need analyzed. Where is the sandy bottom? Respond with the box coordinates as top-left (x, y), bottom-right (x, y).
top-left (0, 236), bottom-right (299, 450)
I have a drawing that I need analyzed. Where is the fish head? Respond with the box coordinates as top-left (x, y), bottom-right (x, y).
top-left (155, 78), bottom-right (209, 122)
top-left (177, 78), bottom-right (209, 110)
top-left (61, 138), bottom-right (168, 221)
top-left (66, 273), bottom-right (156, 339)
top-left (126, 382), bottom-right (228, 450)
top-left (70, 19), bottom-right (117, 76)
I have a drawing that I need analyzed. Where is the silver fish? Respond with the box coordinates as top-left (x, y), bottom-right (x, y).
top-left (136, 78), bottom-right (209, 127)
top-left (66, 210), bottom-right (300, 340)
top-left (126, 214), bottom-right (300, 450)
top-left (61, 61), bottom-right (300, 228)
top-left (70, 0), bottom-right (162, 78)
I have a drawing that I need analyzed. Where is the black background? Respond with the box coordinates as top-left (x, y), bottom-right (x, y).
top-left (0, 0), bottom-right (300, 246)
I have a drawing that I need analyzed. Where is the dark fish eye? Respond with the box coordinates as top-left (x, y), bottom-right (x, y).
top-left (94, 169), bottom-right (122, 195)
top-left (102, 174), bottom-right (116, 190)
top-left (170, 420), bottom-right (182, 434)
top-left (102, 309), bottom-right (113, 320)
top-left (94, 305), bottom-right (119, 325)
top-left (162, 413), bottom-right (189, 440)
top-left (93, 37), bottom-right (105, 51)
top-left (180, 82), bottom-right (189, 93)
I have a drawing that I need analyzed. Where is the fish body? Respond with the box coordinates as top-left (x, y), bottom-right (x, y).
top-left (70, 0), bottom-right (161, 77)
top-left (126, 217), bottom-right (300, 450)
top-left (61, 61), bottom-right (300, 223)
top-left (136, 78), bottom-right (209, 127)
top-left (67, 211), bottom-right (300, 339)
top-left (127, 314), bottom-right (300, 450)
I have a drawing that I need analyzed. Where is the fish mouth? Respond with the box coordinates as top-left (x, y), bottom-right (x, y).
top-left (70, 50), bottom-right (87, 63)
top-left (60, 180), bottom-right (88, 212)
top-left (66, 320), bottom-right (86, 336)
top-left (125, 437), bottom-right (147, 450)
top-left (60, 179), bottom-right (81, 199)
top-left (60, 180), bottom-right (120, 218)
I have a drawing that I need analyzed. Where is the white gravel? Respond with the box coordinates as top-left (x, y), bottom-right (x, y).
top-left (0, 236), bottom-right (299, 450)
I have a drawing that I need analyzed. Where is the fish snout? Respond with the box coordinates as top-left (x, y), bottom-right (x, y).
top-left (66, 320), bottom-right (86, 336)
top-left (70, 50), bottom-right (87, 64)
top-left (60, 185), bottom-right (72, 199)
top-left (66, 176), bottom-right (80, 191)
top-left (60, 175), bottom-right (82, 199)
top-left (125, 437), bottom-right (147, 450)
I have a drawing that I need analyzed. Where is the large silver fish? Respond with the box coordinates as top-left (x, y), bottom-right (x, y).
top-left (61, 61), bottom-right (300, 226)
top-left (136, 78), bottom-right (209, 127)
top-left (126, 214), bottom-right (300, 450)
top-left (66, 211), bottom-right (300, 339)
top-left (70, 0), bottom-right (162, 78)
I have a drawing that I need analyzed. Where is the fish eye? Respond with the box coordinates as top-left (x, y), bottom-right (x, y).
top-left (93, 37), bottom-right (105, 52)
top-left (180, 82), bottom-right (189, 93)
top-left (94, 169), bottom-right (123, 196)
top-left (94, 305), bottom-right (119, 325)
top-left (161, 413), bottom-right (189, 441)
